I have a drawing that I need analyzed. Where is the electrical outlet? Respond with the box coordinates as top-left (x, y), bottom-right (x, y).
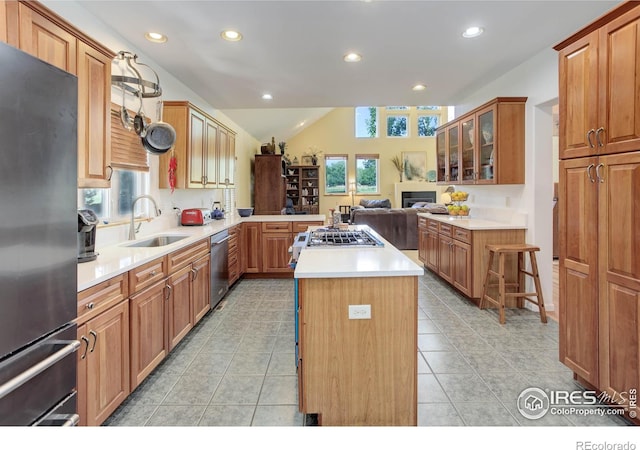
top-left (348, 304), bottom-right (371, 320)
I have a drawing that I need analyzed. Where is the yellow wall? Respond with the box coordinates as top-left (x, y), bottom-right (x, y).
top-left (285, 106), bottom-right (447, 213)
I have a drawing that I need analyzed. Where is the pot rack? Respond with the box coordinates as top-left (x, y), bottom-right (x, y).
top-left (111, 51), bottom-right (162, 98)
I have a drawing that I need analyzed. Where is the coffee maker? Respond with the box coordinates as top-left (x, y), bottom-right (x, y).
top-left (78, 209), bottom-right (99, 263)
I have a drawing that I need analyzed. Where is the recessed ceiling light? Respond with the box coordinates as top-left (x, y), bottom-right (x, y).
top-left (343, 52), bottom-right (362, 62)
top-left (462, 26), bottom-right (484, 38)
top-left (221, 30), bottom-right (242, 41)
top-left (262, 93), bottom-right (273, 100)
top-left (298, 121), bottom-right (306, 127)
top-left (412, 84), bottom-right (427, 91)
top-left (144, 32), bottom-right (167, 43)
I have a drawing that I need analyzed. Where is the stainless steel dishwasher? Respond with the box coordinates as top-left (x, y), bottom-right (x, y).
top-left (210, 229), bottom-right (230, 308)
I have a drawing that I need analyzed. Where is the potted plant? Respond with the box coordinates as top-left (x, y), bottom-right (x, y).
top-left (391, 155), bottom-right (404, 182)
top-left (278, 141), bottom-right (287, 154)
top-left (304, 146), bottom-right (323, 165)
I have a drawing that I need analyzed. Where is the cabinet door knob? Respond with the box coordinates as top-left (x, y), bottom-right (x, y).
top-left (165, 284), bottom-right (172, 300)
top-left (586, 129), bottom-right (596, 149)
top-left (149, 270), bottom-right (157, 277)
top-left (89, 330), bottom-right (97, 353)
top-left (191, 267), bottom-right (198, 281)
top-left (595, 127), bottom-right (605, 147)
top-left (595, 163), bottom-right (605, 183)
top-left (586, 164), bottom-right (596, 183)
top-left (80, 336), bottom-right (90, 360)
top-left (86, 302), bottom-right (94, 310)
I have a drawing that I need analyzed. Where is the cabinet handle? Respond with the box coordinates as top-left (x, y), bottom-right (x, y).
top-left (80, 336), bottom-right (90, 360)
top-left (586, 129), bottom-right (596, 148)
top-left (106, 165), bottom-right (113, 182)
top-left (88, 331), bottom-right (97, 353)
top-left (86, 302), bottom-right (94, 310)
top-left (165, 284), bottom-right (172, 300)
top-left (586, 164), bottom-right (596, 183)
top-left (149, 270), bottom-right (157, 277)
top-left (191, 267), bottom-right (198, 281)
top-left (595, 163), bottom-right (605, 183)
top-left (596, 127), bottom-right (605, 147)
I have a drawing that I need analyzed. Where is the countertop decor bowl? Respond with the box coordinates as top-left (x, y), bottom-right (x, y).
top-left (237, 208), bottom-right (254, 217)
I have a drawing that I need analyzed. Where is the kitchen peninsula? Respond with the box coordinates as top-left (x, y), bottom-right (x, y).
top-left (294, 225), bottom-right (423, 426)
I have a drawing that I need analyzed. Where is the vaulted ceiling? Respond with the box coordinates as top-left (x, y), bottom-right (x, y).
top-left (68, 1), bottom-right (617, 141)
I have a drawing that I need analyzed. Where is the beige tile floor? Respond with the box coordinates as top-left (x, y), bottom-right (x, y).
top-left (104, 255), bottom-right (630, 427)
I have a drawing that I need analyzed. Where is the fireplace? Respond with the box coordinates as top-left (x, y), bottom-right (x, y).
top-left (402, 191), bottom-right (437, 208)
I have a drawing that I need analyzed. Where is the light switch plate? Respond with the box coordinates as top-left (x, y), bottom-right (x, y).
top-left (348, 304), bottom-right (371, 320)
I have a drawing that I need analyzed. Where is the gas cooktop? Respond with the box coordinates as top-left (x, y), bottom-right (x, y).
top-left (307, 228), bottom-right (384, 247)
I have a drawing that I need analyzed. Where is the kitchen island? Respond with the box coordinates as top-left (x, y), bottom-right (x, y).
top-left (294, 225), bottom-right (423, 426)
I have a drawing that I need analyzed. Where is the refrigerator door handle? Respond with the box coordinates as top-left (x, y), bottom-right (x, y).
top-left (0, 340), bottom-right (80, 401)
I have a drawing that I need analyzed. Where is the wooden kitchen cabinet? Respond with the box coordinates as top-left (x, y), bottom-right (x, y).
top-left (297, 276), bottom-right (417, 425)
top-left (77, 302), bottom-right (129, 427)
top-left (242, 222), bottom-right (262, 273)
top-left (254, 154), bottom-right (286, 215)
top-left (436, 97), bottom-right (526, 185)
top-left (76, 274), bottom-right (130, 427)
top-left (261, 221), bottom-right (293, 273)
top-left (159, 101), bottom-right (236, 190)
top-left (166, 239), bottom-right (210, 348)
top-left (160, 101), bottom-right (217, 189)
top-left (556, 4), bottom-right (640, 160)
top-left (556, 3), bottom-right (640, 422)
top-left (417, 217), bottom-right (427, 263)
top-left (218, 125), bottom-right (236, 187)
top-left (6, 1), bottom-right (115, 188)
top-left (558, 157), bottom-right (599, 384)
top-left (166, 265), bottom-right (193, 351)
top-left (129, 279), bottom-right (168, 389)
top-left (418, 216), bottom-right (524, 302)
top-left (228, 224), bottom-right (241, 285)
top-left (191, 253), bottom-right (210, 325)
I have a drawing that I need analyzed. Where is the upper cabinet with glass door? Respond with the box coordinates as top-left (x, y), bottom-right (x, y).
top-left (436, 97), bottom-right (527, 185)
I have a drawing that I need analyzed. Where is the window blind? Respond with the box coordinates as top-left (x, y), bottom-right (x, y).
top-left (110, 103), bottom-right (149, 172)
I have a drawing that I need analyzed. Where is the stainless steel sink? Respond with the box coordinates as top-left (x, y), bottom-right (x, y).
top-left (123, 235), bottom-right (189, 248)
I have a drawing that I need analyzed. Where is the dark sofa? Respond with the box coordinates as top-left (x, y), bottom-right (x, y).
top-left (349, 199), bottom-right (448, 250)
top-left (351, 207), bottom-right (420, 250)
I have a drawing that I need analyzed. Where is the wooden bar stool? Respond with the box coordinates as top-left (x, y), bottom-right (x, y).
top-left (479, 243), bottom-right (547, 325)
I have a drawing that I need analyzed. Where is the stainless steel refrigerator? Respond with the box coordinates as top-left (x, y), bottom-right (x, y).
top-left (0, 42), bottom-right (80, 426)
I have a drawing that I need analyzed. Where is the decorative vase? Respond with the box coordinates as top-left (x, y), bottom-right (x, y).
top-left (311, 156), bottom-right (318, 166)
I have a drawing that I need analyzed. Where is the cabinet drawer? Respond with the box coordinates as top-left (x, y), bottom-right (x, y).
top-left (228, 224), bottom-right (240, 236)
top-left (77, 274), bottom-right (128, 325)
top-left (167, 239), bottom-right (209, 273)
top-left (427, 219), bottom-right (440, 232)
top-left (453, 226), bottom-right (471, 244)
top-left (292, 221), bottom-right (323, 233)
top-left (129, 257), bottom-right (167, 294)
top-left (262, 221), bottom-right (292, 233)
top-left (228, 234), bottom-right (238, 254)
top-left (418, 217), bottom-right (427, 229)
top-left (438, 223), bottom-right (452, 237)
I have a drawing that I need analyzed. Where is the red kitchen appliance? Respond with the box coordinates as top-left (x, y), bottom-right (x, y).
top-left (181, 208), bottom-right (213, 226)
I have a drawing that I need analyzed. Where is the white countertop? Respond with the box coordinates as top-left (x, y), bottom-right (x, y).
top-left (78, 214), bottom-right (326, 292)
top-left (293, 225), bottom-right (424, 279)
top-left (417, 213), bottom-right (527, 230)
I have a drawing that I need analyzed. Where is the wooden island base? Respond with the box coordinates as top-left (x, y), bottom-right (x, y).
top-left (297, 276), bottom-right (417, 426)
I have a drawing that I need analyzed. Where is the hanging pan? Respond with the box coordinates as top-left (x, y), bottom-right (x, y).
top-left (141, 123), bottom-right (176, 155)
top-left (141, 100), bottom-right (176, 155)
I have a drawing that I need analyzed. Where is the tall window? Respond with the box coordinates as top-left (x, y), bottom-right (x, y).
top-left (355, 107), bottom-right (377, 138)
top-left (78, 169), bottom-right (150, 222)
top-left (324, 155), bottom-right (348, 194)
top-left (417, 114), bottom-right (439, 137)
top-left (356, 154), bottom-right (379, 194)
top-left (387, 114), bottom-right (408, 137)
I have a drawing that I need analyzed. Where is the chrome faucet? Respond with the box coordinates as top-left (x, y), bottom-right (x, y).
top-left (129, 195), bottom-right (160, 240)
